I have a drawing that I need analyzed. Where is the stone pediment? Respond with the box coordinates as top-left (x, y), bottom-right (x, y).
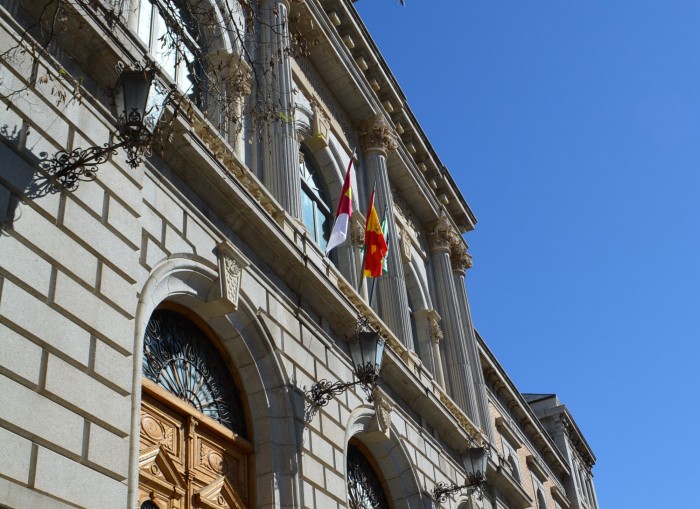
top-left (194, 476), bottom-right (246, 509)
top-left (139, 445), bottom-right (186, 498)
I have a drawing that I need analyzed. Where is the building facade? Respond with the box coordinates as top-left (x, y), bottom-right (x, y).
top-left (0, 0), bottom-right (598, 508)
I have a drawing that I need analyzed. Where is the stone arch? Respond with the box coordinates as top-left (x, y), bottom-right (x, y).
top-left (128, 254), bottom-right (302, 508)
top-left (344, 408), bottom-right (426, 508)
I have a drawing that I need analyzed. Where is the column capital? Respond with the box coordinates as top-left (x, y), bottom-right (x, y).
top-left (426, 213), bottom-right (459, 253)
top-left (450, 241), bottom-right (473, 273)
top-left (358, 114), bottom-right (398, 156)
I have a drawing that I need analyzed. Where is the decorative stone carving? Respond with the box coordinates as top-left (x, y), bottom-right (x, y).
top-left (450, 240), bottom-right (473, 272)
top-left (427, 310), bottom-right (443, 345)
top-left (358, 114), bottom-right (398, 155)
top-left (350, 212), bottom-right (367, 247)
top-left (215, 241), bottom-right (250, 311)
top-left (303, 100), bottom-right (331, 151)
top-left (399, 228), bottom-right (412, 264)
top-left (426, 213), bottom-right (457, 253)
top-left (374, 391), bottom-right (393, 437)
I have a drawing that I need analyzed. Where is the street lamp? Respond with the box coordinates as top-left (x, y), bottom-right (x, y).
top-left (305, 318), bottom-right (385, 420)
top-left (46, 62), bottom-right (170, 190)
top-left (432, 446), bottom-right (490, 503)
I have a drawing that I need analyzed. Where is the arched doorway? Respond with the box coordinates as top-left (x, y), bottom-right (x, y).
top-left (137, 308), bottom-right (252, 509)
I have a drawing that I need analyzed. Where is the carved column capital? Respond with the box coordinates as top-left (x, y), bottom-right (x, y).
top-left (450, 240), bottom-right (473, 273)
top-left (358, 114), bottom-right (398, 156)
top-left (426, 213), bottom-right (458, 254)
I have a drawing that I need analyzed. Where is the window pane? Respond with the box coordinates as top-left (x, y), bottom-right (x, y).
top-left (316, 206), bottom-right (330, 251)
top-left (153, 13), bottom-right (176, 79)
top-left (302, 190), bottom-right (316, 238)
top-left (136, 2), bottom-right (153, 46)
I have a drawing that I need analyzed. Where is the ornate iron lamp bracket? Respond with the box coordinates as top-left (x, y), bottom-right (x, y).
top-left (431, 471), bottom-right (486, 503)
top-left (304, 316), bottom-right (383, 421)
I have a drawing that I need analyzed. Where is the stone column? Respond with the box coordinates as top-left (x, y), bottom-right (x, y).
top-left (358, 114), bottom-right (413, 349)
top-left (451, 242), bottom-right (494, 439)
top-left (427, 214), bottom-right (480, 422)
top-left (261, 0), bottom-right (301, 218)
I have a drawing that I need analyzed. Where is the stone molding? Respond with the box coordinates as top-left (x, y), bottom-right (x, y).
top-left (357, 114), bottom-right (398, 155)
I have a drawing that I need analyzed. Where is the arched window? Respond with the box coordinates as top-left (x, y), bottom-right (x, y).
top-left (300, 150), bottom-right (332, 251)
top-left (536, 488), bottom-right (548, 509)
top-left (139, 309), bottom-right (251, 508)
top-left (135, 0), bottom-right (203, 101)
top-left (346, 443), bottom-right (390, 509)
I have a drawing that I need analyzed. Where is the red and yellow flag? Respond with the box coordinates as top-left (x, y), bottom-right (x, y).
top-left (363, 192), bottom-right (388, 278)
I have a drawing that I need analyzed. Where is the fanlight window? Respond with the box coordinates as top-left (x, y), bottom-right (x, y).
top-left (346, 444), bottom-right (390, 509)
top-left (300, 151), bottom-right (332, 251)
top-left (142, 309), bottom-right (247, 436)
top-left (136, 0), bottom-right (202, 99)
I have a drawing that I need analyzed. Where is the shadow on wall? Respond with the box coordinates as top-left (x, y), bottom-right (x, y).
top-left (0, 121), bottom-right (72, 231)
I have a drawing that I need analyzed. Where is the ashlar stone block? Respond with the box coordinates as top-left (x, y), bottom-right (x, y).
top-left (0, 323), bottom-right (43, 385)
top-left (43, 355), bottom-right (131, 435)
top-left (0, 280), bottom-right (91, 366)
top-left (0, 374), bottom-right (84, 456)
top-left (34, 447), bottom-right (128, 508)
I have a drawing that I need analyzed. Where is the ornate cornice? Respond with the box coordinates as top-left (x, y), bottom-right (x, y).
top-left (357, 114), bottom-right (397, 155)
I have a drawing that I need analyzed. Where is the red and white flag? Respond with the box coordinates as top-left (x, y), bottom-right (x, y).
top-left (325, 149), bottom-right (355, 254)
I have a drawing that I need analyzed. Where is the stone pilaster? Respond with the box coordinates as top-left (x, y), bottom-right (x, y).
top-left (261, 0), bottom-right (301, 218)
top-left (358, 114), bottom-right (413, 349)
top-left (427, 214), bottom-right (480, 422)
top-left (451, 240), bottom-right (494, 440)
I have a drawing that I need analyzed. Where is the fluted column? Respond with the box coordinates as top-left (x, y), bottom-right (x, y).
top-left (261, 0), bottom-right (301, 218)
top-left (359, 114), bottom-right (413, 348)
top-left (427, 215), bottom-right (480, 421)
top-left (451, 242), bottom-right (494, 439)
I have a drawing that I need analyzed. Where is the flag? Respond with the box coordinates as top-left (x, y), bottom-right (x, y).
top-left (380, 215), bottom-right (389, 274)
top-left (363, 192), bottom-right (388, 278)
top-left (325, 149), bottom-right (355, 254)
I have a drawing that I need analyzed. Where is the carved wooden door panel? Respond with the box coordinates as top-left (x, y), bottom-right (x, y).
top-left (138, 382), bottom-right (250, 509)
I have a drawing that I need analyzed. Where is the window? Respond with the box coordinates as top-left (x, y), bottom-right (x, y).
top-left (536, 489), bottom-right (548, 509)
top-left (136, 0), bottom-right (202, 100)
top-left (300, 150), bottom-right (332, 251)
top-left (346, 443), bottom-right (390, 509)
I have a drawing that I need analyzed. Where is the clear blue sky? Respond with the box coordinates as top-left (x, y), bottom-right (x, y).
top-left (355, 2), bottom-right (700, 507)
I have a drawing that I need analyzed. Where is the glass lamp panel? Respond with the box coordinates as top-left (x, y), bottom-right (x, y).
top-left (463, 447), bottom-right (487, 478)
top-left (115, 71), bottom-right (151, 129)
top-left (143, 77), bottom-right (169, 134)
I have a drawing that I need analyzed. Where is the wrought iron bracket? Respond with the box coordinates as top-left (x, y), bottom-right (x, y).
top-left (304, 372), bottom-right (378, 422)
top-left (431, 472), bottom-right (486, 503)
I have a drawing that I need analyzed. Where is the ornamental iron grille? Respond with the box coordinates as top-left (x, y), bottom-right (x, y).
top-left (142, 310), bottom-right (247, 437)
top-left (347, 444), bottom-right (390, 509)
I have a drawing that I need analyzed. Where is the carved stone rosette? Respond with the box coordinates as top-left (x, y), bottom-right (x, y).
top-left (426, 213), bottom-right (458, 254)
top-left (216, 241), bottom-right (250, 311)
top-left (358, 114), bottom-right (398, 156)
